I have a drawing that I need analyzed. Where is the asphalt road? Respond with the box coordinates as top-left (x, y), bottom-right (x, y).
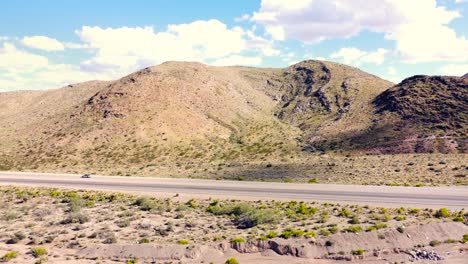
top-left (0, 171), bottom-right (467, 209)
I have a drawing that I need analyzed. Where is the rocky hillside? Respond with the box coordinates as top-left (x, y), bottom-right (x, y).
top-left (350, 75), bottom-right (467, 153)
top-left (0, 61), bottom-right (466, 175)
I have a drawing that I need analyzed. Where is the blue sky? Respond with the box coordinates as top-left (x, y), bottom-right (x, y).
top-left (1, 0), bottom-right (467, 91)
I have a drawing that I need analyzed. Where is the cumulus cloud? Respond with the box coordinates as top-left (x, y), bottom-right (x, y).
top-left (330, 47), bottom-right (388, 66)
top-left (0, 19), bottom-right (276, 91)
top-left (0, 43), bottom-right (113, 91)
top-left (439, 64), bottom-right (468, 76)
top-left (0, 43), bottom-right (49, 72)
top-left (252, 0), bottom-right (468, 63)
top-left (22, 36), bottom-right (65, 51)
top-left (76, 20), bottom-right (250, 75)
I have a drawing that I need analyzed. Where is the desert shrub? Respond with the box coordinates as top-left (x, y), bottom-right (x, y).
top-left (266, 231), bottom-right (277, 238)
top-left (340, 209), bottom-right (352, 218)
top-left (343, 225), bottom-right (362, 233)
top-left (280, 230), bottom-right (293, 239)
top-left (296, 203), bottom-right (309, 215)
top-left (225, 258), bottom-right (239, 264)
top-left (445, 238), bottom-right (456, 243)
top-left (208, 202), bottom-right (278, 228)
top-left (102, 233), bottom-right (117, 244)
top-left (453, 216), bottom-right (463, 222)
top-left (116, 219), bottom-right (131, 228)
top-left (67, 197), bottom-right (85, 213)
top-left (429, 240), bottom-right (441, 247)
top-left (351, 249), bottom-right (364, 255)
top-left (178, 239), bottom-right (189, 245)
top-left (395, 215), bottom-right (406, 221)
top-left (30, 247), bottom-right (47, 258)
top-left (305, 231), bottom-right (316, 238)
top-left (1, 251), bottom-right (18, 261)
top-left (60, 213), bottom-right (89, 224)
top-left (308, 178), bottom-right (318, 184)
top-left (126, 258), bottom-right (138, 264)
top-left (462, 234), bottom-right (468, 243)
top-left (320, 229), bottom-right (331, 236)
top-left (186, 198), bottom-right (197, 208)
top-left (230, 237), bottom-right (246, 243)
top-left (349, 216), bottom-right (360, 224)
top-left (139, 238), bottom-right (150, 244)
top-left (435, 208), bottom-right (451, 218)
top-left (329, 226), bottom-right (339, 234)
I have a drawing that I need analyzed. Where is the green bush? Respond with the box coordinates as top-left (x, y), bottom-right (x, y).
top-left (178, 239), bottom-right (189, 245)
top-left (435, 208), bottom-right (451, 218)
top-left (305, 231), bottom-right (316, 238)
top-left (320, 229), bottom-right (331, 236)
top-left (1, 251), bottom-right (18, 261)
top-left (340, 209), bottom-right (351, 218)
top-left (139, 238), bottom-right (150, 244)
top-left (308, 178), bottom-right (318, 184)
top-left (231, 237), bottom-right (246, 243)
top-left (395, 215), bottom-right (406, 221)
top-left (343, 225), bottom-right (362, 233)
top-left (266, 231), bottom-right (277, 238)
top-left (208, 202), bottom-right (278, 228)
top-left (225, 258), bottom-right (239, 264)
top-left (30, 247), bottom-right (47, 258)
top-left (463, 234), bottom-right (468, 243)
top-left (453, 216), bottom-right (463, 222)
top-left (351, 249), bottom-right (364, 255)
top-left (280, 230), bottom-right (293, 239)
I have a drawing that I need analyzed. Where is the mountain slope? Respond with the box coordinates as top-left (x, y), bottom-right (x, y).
top-left (350, 75), bottom-right (467, 153)
top-left (1, 61), bottom-right (465, 176)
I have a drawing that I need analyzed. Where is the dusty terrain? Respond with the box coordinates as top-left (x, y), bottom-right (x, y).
top-left (0, 186), bottom-right (467, 263)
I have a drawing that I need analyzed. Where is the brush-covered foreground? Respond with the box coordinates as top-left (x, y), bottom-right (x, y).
top-left (3, 153), bottom-right (466, 187)
top-left (0, 187), bottom-right (467, 263)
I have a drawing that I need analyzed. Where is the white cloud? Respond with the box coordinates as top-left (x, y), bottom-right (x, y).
top-left (245, 30), bottom-right (280, 56)
top-left (235, 14), bottom-right (251, 22)
top-left (0, 43), bottom-right (49, 72)
top-left (439, 64), bottom-right (468, 76)
top-left (64, 42), bottom-right (89, 49)
top-left (0, 43), bottom-right (112, 91)
top-left (265, 25), bottom-right (285, 40)
top-left (76, 20), bottom-right (251, 75)
top-left (22, 36), bottom-right (65, 51)
top-left (387, 66), bottom-right (397, 75)
top-left (330, 47), bottom-right (388, 66)
top-left (211, 55), bottom-right (262, 66)
top-left (252, 0), bottom-right (468, 62)
top-left (455, 0), bottom-right (468, 3)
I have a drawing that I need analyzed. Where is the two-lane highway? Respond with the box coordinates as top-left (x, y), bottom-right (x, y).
top-left (0, 171), bottom-right (467, 209)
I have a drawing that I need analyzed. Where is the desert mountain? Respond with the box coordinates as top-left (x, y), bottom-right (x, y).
top-left (0, 61), bottom-right (465, 175)
top-left (348, 75), bottom-right (467, 153)
top-left (463, 73), bottom-right (468, 78)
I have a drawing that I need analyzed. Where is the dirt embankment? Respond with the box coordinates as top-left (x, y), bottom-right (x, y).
top-left (76, 222), bottom-right (468, 263)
